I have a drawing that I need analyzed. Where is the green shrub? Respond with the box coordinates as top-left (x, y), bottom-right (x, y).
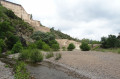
top-left (80, 42), bottom-right (90, 51)
top-left (6, 51), bottom-right (12, 55)
top-left (55, 53), bottom-right (62, 60)
top-left (51, 44), bottom-right (60, 51)
top-left (46, 52), bottom-right (54, 59)
top-left (19, 49), bottom-right (43, 63)
top-left (5, 9), bottom-right (17, 19)
top-left (19, 49), bottom-right (31, 60)
top-left (6, 35), bottom-right (19, 49)
top-left (11, 42), bottom-right (23, 54)
top-left (62, 47), bottom-right (66, 51)
top-left (14, 61), bottom-right (30, 79)
top-left (31, 31), bottom-right (55, 44)
top-left (67, 43), bottom-right (75, 51)
top-left (42, 44), bottom-right (50, 51)
top-left (30, 49), bottom-right (43, 63)
top-left (0, 39), bottom-right (6, 53)
top-left (36, 40), bottom-right (45, 49)
top-left (27, 43), bottom-right (37, 49)
top-left (48, 40), bottom-right (58, 46)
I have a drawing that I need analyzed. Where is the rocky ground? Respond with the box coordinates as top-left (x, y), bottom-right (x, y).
top-left (0, 61), bottom-right (13, 79)
top-left (49, 50), bottom-right (120, 79)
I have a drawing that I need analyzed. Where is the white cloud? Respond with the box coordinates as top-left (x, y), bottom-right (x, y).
top-left (7, 0), bottom-right (120, 40)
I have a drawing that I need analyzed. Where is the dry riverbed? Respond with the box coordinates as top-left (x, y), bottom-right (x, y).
top-left (49, 50), bottom-right (120, 79)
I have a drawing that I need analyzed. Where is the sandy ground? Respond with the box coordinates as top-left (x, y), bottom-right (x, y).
top-left (50, 50), bottom-right (120, 79)
top-left (0, 61), bottom-right (13, 79)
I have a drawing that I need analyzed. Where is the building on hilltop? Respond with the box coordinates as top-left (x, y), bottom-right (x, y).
top-left (0, 0), bottom-right (50, 32)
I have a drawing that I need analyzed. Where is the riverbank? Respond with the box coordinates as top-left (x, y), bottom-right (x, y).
top-left (0, 60), bottom-right (14, 79)
top-left (48, 50), bottom-right (120, 79)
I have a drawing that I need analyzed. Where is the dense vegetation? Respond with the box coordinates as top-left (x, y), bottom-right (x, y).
top-left (101, 34), bottom-right (120, 48)
top-left (0, 5), bottom-right (33, 52)
top-left (50, 27), bottom-right (80, 42)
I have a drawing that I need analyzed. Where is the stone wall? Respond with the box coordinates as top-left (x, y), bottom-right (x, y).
top-left (0, 0), bottom-right (50, 32)
top-left (56, 39), bottom-right (81, 50)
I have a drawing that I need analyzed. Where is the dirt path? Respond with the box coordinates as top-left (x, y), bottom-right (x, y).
top-left (50, 50), bottom-right (120, 79)
top-left (0, 61), bottom-right (13, 79)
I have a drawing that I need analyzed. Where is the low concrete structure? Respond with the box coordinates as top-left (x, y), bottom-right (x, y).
top-left (56, 39), bottom-right (81, 50)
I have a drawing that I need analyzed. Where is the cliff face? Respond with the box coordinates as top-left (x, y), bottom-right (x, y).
top-left (0, 0), bottom-right (50, 32)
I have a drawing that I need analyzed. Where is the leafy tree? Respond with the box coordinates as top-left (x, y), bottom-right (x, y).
top-left (80, 42), bottom-right (90, 51)
top-left (101, 35), bottom-right (120, 48)
top-left (11, 41), bottom-right (23, 54)
top-left (67, 43), bottom-right (75, 51)
top-left (0, 21), bottom-right (15, 39)
top-left (31, 31), bottom-right (55, 44)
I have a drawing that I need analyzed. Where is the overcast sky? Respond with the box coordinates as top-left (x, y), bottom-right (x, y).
top-left (8, 0), bottom-right (120, 40)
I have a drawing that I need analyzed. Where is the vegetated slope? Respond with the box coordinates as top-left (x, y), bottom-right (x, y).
top-left (50, 27), bottom-right (81, 42)
top-left (0, 5), bottom-right (33, 37)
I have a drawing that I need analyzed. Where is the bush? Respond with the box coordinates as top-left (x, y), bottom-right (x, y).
top-left (6, 51), bottom-right (12, 55)
top-left (5, 9), bottom-right (17, 19)
top-left (31, 31), bottom-right (55, 44)
top-left (55, 53), bottom-right (62, 60)
top-left (67, 43), bottom-right (75, 51)
top-left (80, 42), bottom-right (90, 51)
top-left (11, 42), bottom-right (23, 54)
top-left (30, 49), bottom-right (43, 63)
top-left (0, 39), bottom-right (6, 53)
top-left (35, 40), bottom-right (45, 49)
top-left (14, 61), bottom-right (30, 79)
top-left (27, 43), bottom-right (37, 49)
top-left (42, 44), bottom-right (50, 51)
top-left (6, 35), bottom-right (19, 49)
top-left (62, 47), bottom-right (66, 51)
top-left (19, 49), bottom-right (30, 60)
top-left (45, 52), bottom-right (54, 59)
top-left (51, 44), bottom-right (60, 51)
top-left (19, 49), bottom-right (43, 63)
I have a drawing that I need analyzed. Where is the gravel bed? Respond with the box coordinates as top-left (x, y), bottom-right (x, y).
top-left (0, 61), bottom-right (14, 79)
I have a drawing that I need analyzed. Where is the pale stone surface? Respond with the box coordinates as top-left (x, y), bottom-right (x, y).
top-left (56, 39), bottom-right (81, 50)
top-left (0, 61), bottom-right (13, 79)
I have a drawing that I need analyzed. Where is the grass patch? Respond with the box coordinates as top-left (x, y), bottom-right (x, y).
top-left (94, 48), bottom-right (120, 54)
top-left (55, 53), bottom-right (62, 60)
top-left (45, 52), bottom-right (54, 59)
top-left (14, 61), bottom-right (30, 79)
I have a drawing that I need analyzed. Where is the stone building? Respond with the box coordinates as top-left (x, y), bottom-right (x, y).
top-left (0, 0), bottom-right (50, 32)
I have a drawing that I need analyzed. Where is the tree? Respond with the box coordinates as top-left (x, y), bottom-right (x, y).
top-left (67, 43), bottom-right (75, 51)
top-left (101, 35), bottom-right (119, 48)
top-left (80, 42), bottom-right (90, 51)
